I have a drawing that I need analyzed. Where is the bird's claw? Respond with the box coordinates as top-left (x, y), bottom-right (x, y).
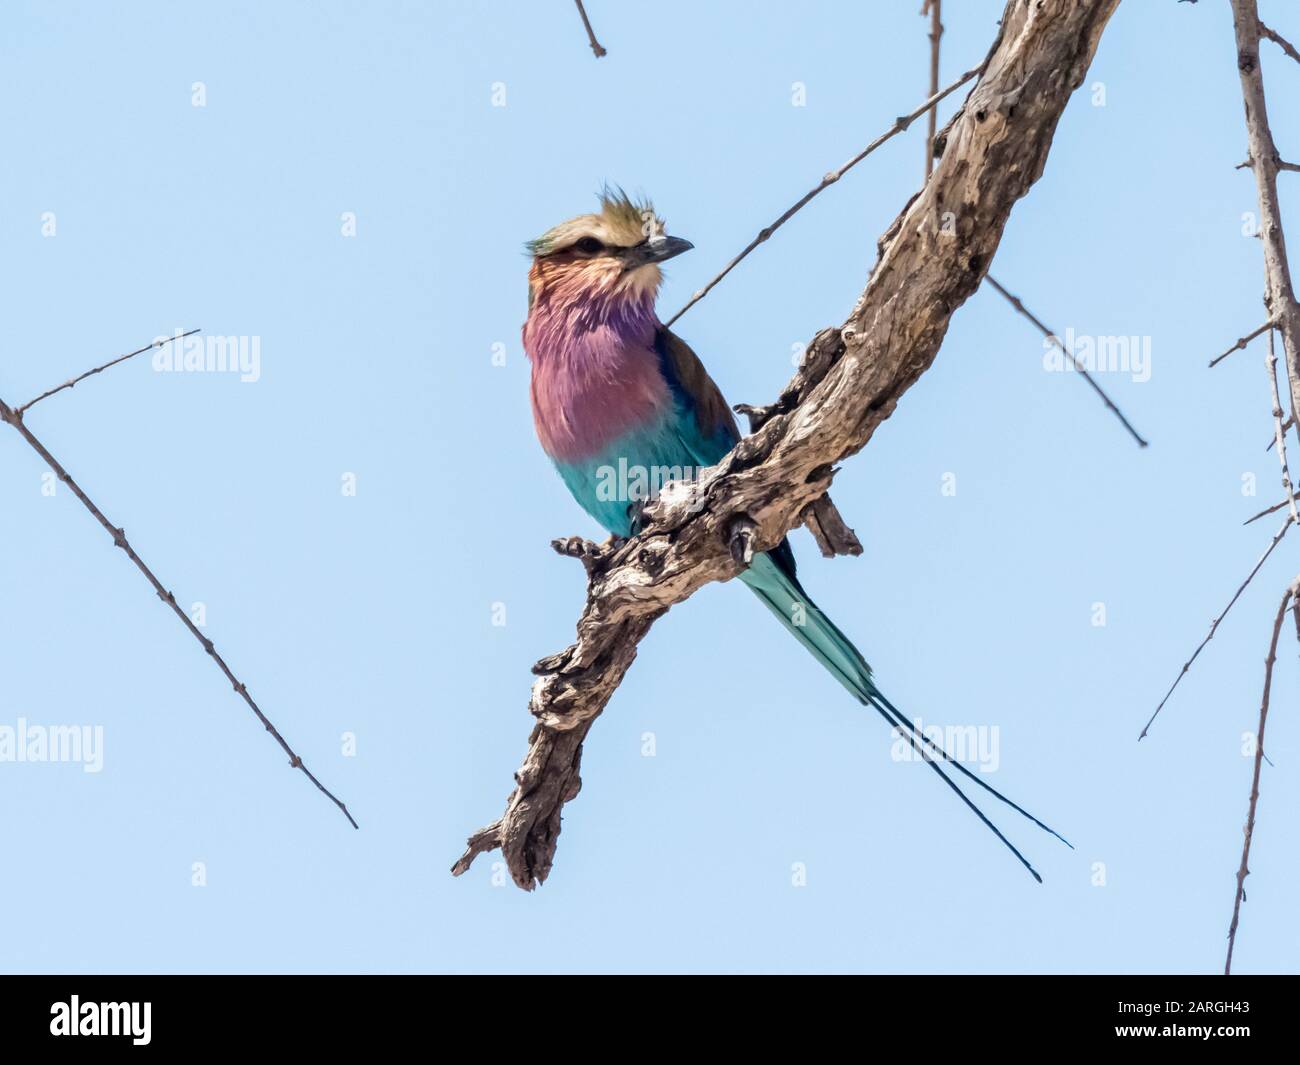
top-left (728, 516), bottom-right (758, 567)
top-left (626, 499), bottom-right (652, 536)
top-left (550, 534), bottom-right (627, 577)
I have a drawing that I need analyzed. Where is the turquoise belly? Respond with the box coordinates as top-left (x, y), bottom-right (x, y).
top-left (552, 416), bottom-right (708, 537)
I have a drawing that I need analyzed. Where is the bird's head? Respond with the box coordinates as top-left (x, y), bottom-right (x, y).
top-left (525, 189), bottom-right (693, 312)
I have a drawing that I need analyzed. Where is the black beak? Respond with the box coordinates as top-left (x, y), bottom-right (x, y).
top-left (622, 235), bottom-right (694, 270)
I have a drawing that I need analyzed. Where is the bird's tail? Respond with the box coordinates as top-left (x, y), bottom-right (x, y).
top-left (738, 551), bottom-right (1071, 882)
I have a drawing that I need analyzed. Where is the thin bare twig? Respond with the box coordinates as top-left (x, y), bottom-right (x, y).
top-left (1238, 156), bottom-right (1300, 173)
top-left (983, 276), bottom-right (1149, 448)
top-left (1259, 22), bottom-right (1300, 67)
top-left (1140, 515), bottom-right (1294, 739)
top-left (664, 63), bottom-right (982, 328)
top-left (1224, 578), bottom-right (1297, 975)
top-left (922, 1), bottom-right (943, 181)
top-left (1265, 328), bottom-right (1299, 524)
top-left (18, 329), bottom-right (200, 414)
top-left (0, 353), bottom-right (356, 829)
top-left (573, 0), bottom-right (606, 59)
top-left (1209, 320), bottom-right (1274, 367)
top-left (1243, 492), bottom-right (1300, 525)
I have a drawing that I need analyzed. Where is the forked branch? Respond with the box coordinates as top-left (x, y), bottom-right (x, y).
top-left (0, 336), bottom-right (357, 829)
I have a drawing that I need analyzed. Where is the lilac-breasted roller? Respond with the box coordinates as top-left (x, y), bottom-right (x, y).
top-left (523, 191), bottom-right (1068, 880)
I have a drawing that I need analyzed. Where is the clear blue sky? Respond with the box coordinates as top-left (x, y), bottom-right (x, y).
top-left (2, 1), bottom-right (1298, 974)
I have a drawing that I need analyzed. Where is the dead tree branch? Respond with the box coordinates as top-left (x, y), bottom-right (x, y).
top-left (0, 342), bottom-right (357, 829)
top-left (1224, 577), bottom-right (1298, 975)
top-left (1232, 0), bottom-right (1300, 437)
top-left (455, 0), bottom-right (1122, 889)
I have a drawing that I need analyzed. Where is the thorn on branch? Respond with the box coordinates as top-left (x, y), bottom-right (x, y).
top-left (1265, 416), bottom-right (1294, 453)
top-left (1210, 320), bottom-right (1275, 367)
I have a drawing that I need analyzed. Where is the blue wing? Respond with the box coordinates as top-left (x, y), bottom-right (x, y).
top-left (654, 327), bottom-right (802, 586)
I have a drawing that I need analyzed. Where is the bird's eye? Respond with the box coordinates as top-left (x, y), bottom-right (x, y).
top-left (573, 237), bottom-right (604, 255)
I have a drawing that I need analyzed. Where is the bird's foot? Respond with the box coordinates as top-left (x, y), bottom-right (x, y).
top-left (727, 515), bottom-right (758, 567)
top-left (626, 499), bottom-right (653, 536)
top-left (551, 534), bottom-right (627, 578)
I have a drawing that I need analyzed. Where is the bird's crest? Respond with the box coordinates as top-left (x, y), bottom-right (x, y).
top-left (525, 187), bottom-right (664, 257)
